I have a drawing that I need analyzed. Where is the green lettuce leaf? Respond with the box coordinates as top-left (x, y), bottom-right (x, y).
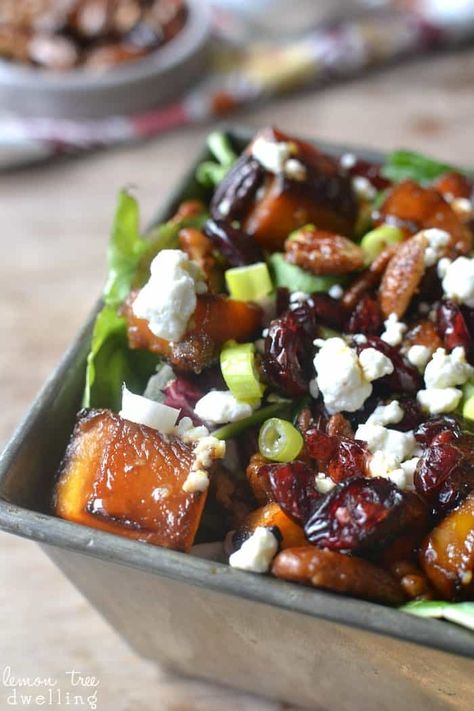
top-left (382, 150), bottom-right (466, 184)
top-left (196, 132), bottom-right (238, 188)
top-left (83, 304), bottom-right (160, 411)
top-left (401, 600), bottom-right (474, 632)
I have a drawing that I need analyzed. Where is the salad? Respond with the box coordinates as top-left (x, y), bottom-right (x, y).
top-left (55, 127), bottom-right (474, 630)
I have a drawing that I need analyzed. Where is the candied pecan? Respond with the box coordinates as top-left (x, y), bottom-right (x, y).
top-left (304, 477), bottom-right (427, 552)
top-left (285, 226), bottom-right (365, 275)
top-left (170, 199), bottom-right (206, 223)
top-left (326, 413), bottom-right (354, 439)
top-left (389, 560), bottom-right (434, 600)
top-left (378, 234), bottom-right (426, 319)
top-left (272, 547), bottom-right (406, 605)
top-left (342, 246), bottom-right (396, 311)
top-left (178, 227), bottom-right (223, 293)
top-left (404, 320), bottom-right (442, 352)
top-left (246, 453), bottom-right (274, 506)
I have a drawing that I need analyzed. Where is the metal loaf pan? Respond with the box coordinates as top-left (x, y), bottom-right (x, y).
top-left (0, 128), bottom-right (473, 710)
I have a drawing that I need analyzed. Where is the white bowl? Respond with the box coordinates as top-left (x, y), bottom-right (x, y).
top-left (0, 0), bottom-right (211, 119)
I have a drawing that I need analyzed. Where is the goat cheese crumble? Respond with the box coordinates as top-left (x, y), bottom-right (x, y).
top-left (421, 228), bottom-right (450, 267)
top-left (182, 435), bottom-right (226, 494)
top-left (366, 400), bottom-right (404, 426)
top-left (315, 473), bottom-right (336, 494)
top-left (229, 527), bottom-right (279, 573)
top-left (358, 348), bottom-right (394, 381)
top-left (440, 256), bottom-right (474, 307)
top-left (381, 313), bottom-right (407, 347)
top-left (356, 421), bottom-right (417, 490)
top-left (251, 137), bottom-right (306, 181)
top-left (132, 249), bottom-right (207, 342)
top-left (194, 390), bottom-right (258, 425)
top-left (407, 344), bottom-right (432, 371)
top-left (313, 338), bottom-right (372, 414)
top-left (416, 347), bottom-right (474, 415)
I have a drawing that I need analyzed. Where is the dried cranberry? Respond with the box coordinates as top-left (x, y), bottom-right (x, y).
top-left (347, 295), bottom-right (383, 335)
top-left (437, 300), bottom-right (472, 355)
top-left (204, 219), bottom-right (263, 267)
top-left (342, 157), bottom-right (392, 192)
top-left (414, 439), bottom-right (474, 515)
top-left (263, 460), bottom-right (319, 523)
top-left (414, 415), bottom-right (462, 446)
top-left (304, 477), bottom-right (421, 552)
top-left (276, 287), bottom-right (290, 315)
top-left (210, 154), bottom-right (264, 222)
top-left (356, 336), bottom-right (422, 394)
top-left (163, 376), bottom-right (203, 425)
top-left (262, 311), bottom-right (312, 396)
top-left (392, 398), bottom-right (424, 432)
top-left (307, 293), bottom-right (348, 330)
top-left (305, 428), bottom-right (366, 483)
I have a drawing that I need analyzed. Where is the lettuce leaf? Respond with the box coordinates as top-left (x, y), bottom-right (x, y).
top-left (84, 190), bottom-right (207, 409)
top-left (83, 304), bottom-right (160, 411)
top-left (382, 150), bottom-right (466, 184)
top-left (401, 600), bottom-right (474, 632)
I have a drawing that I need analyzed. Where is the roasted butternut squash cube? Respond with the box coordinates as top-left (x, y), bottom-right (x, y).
top-left (420, 492), bottom-right (474, 600)
top-left (235, 503), bottom-right (307, 550)
top-left (124, 292), bottom-right (262, 372)
top-left (55, 409), bottom-right (209, 551)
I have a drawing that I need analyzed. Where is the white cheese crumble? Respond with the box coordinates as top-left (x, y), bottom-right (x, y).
top-left (441, 256), bottom-right (474, 307)
top-left (132, 249), bottom-right (207, 342)
top-left (340, 152), bottom-right (356, 169)
top-left (194, 390), bottom-right (258, 425)
top-left (366, 400), bottom-right (404, 426)
top-left (289, 291), bottom-right (309, 304)
top-left (119, 386), bottom-right (180, 434)
top-left (328, 284), bottom-right (344, 300)
top-left (358, 348), bottom-right (394, 382)
top-left (416, 347), bottom-right (474, 415)
top-left (381, 313), bottom-right (407, 347)
top-left (229, 527), bottom-right (279, 573)
top-left (407, 344), bottom-right (432, 371)
top-left (182, 435), bottom-right (226, 494)
top-left (387, 457), bottom-right (419, 491)
top-left (284, 158), bottom-right (307, 181)
top-left (356, 421), bottom-right (417, 490)
top-left (352, 176), bottom-right (377, 201)
top-left (421, 228), bottom-right (450, 267)
top-left (424, 347), bottom-right (474, 389)
top-left (313, 337), bottom-right (372, 414)
top-left (315, 473), bottom-right (336, 494)
top-left (417, 388), bottom-right (462, 415)
top-left (174, 416), bottom-right (209, 442)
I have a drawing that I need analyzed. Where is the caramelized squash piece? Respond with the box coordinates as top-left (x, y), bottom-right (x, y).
top-left (178, 227), bottom-right (223, 293)
top-left (420, 492), bottom-right (474, 600)
top-left (55, 409), bottom-right (209, 551)
top-left (376, 180), bottom-right (471, 255)
top-left (433, 172), bottom-right (472, 201)
top-left (124, 292), bottom-right (262, 371)
top-left (272, 546), bottom-right (406, 605)
top-left (235, 502), bottom-right (307, 550)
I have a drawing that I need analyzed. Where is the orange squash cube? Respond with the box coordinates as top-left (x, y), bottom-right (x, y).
top-left (55, 409), bottom-right (210, 551)
top-left (236, 503), bottom-right (307, 550)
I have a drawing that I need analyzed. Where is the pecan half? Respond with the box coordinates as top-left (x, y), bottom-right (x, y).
top-left (378, 234), bottom-right (426, 319)
top-left (285, 226), bottom-right (365, 275)
top-left (272, 546), bottom-right (406, 605)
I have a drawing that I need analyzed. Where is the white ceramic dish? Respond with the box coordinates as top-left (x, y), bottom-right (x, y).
top-left (0, 0), bottom-right (211, 119)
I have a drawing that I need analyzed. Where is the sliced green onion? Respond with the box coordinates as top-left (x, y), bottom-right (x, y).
top-left (462, 380), bottom-right (474, 420)
top-left (196, 161), bottom-right (229, 188)
top-left (268, 253), bottom-right (345, 293)
top-left (208, 132), bottom-right (238, 167)
top-left (360, 225), bottom-right (404, 264)
top-left (213, 402), bottom-right (290, 441)
top-left (225, 262), bottom-right (273, 301)
top-left (401, 600), bottom-right (474, 631)
top-left (220, 341), bottom-right (266, 403)
top-left (258, 417), bottom-right (303, 462)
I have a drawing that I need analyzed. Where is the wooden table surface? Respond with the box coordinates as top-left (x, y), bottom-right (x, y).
top-left (1, 50), bottom-right (474, 710)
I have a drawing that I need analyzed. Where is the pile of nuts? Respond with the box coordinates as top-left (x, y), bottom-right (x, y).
top-left (0, 0), bottom-right (187, 71)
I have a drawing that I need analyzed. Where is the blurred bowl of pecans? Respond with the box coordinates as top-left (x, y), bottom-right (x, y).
top-left (0, 0), bottom-right (210, 118)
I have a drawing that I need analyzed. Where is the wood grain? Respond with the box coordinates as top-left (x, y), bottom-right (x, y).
top-left (1, 50), bottom-right (474, 709)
